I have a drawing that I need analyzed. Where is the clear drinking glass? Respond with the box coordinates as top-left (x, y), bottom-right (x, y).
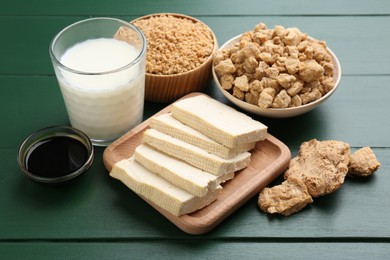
top-left (50, 17), bottom-right (146, 146)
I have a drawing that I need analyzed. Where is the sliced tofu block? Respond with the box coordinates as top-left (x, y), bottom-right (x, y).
top-left (134, 144), bottom-right (233, 197)
top-left (110, 157), bottom-right (222, 216)
top-left (171, 95), bottom-right (268, 148)
top-left (150, 113), bottom-right (256, 159)
top-left (142, 128), bottom-right (251, 176)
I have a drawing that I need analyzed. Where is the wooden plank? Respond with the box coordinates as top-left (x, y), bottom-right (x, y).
top-left (1, 241), bottom-right (389, 259)
top-left (213, 156), bottom-right (389, 238)
top-left (0, 76), bottom-right (69, 149)
top-left (1, 16), bottom-right (389, 76)
top-left (1, 74), bottom-right (389, 239)
top-left (0, 0), bottom-right (389, 16)
top-left (1, 0), bottom-right (389, 255)
top-left (5, 147), bottom-right (389, 239)
top-left (0, 17), bottom-right (84, 76)
top-left (1, 75), bottom-right (389, 149)
top-left (252, 75), bottom-right (390, 149)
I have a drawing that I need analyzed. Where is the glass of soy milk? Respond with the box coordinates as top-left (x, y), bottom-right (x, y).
top-left (50, 17), bottom-right (146, 146)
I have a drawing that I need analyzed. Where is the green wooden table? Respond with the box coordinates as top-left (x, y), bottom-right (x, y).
top-left (1, 0), bottom-right (389, 258)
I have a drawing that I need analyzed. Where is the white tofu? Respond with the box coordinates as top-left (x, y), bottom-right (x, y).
top-left (134, 144), bottom-right (234, 197)
top-left (110, 158), bottom-right (222, 216)
top-left (171, 95), bottom-right (268, 148)
top-left (142, 128), bottom-right (251, 176)
top-left (150, 113), bottom-right (256, 159)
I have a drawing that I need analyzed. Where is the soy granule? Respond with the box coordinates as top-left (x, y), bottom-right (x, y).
top-left (133, 14), bottom-right (214, 75)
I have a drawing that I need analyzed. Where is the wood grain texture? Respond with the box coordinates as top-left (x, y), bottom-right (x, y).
top-left (103, 93), bottom-right (291, 234)
top-left (1, 16), bottom-right (390, 76)
top-left (1, 0), bottom-right (390, 257)
top-left (1, 0), bottom-right (389, 16)
top-left (1, 242), bottom-right (390, 259)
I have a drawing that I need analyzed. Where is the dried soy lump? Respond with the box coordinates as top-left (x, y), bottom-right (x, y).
top-left (259, 177), bottom-right (313, 216)
top-left (258, 139), bottom-right (381, 216)
top-left (348, 147), bottom-right (381, 177)
top-left (284, 139), bottom-right (350, 197)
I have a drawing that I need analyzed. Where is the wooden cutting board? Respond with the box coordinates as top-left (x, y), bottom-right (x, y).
top-left (103, 92), bottom-right (291, 234)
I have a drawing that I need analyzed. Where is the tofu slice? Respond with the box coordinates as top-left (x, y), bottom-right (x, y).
top-left (150, 113), bottom-right (256, 159)
top-left (134, 144), bottom-right (234, 197)
top-left (142, 128), bottom-right (251, 176)
top-left (171, 95), bottom-right (268, 148)
top-left (110, 157), bottom-right (222, 216)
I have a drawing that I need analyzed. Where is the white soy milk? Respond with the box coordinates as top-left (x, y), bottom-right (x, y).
top-left (57, 38), bottom-right (144, 144)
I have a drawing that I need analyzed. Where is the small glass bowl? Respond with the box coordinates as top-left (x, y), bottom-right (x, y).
top-left (17, 126), bottom-right (94, 184)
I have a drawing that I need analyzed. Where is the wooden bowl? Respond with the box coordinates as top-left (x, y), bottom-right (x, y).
top-left (131, 13), bottom-right (218, 103)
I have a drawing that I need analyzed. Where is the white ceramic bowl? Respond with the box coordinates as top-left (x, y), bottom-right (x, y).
top-left (212, 34), bottom-right (341, 118)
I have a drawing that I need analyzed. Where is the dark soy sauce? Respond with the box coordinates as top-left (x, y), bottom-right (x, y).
top-left (25, 136), bottom-right (88, 177)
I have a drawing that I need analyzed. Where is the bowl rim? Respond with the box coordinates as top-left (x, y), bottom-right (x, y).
top-left (213, 34), bottom-right (341, 116)
top-left (131, 13), bottom-right (219, 78)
